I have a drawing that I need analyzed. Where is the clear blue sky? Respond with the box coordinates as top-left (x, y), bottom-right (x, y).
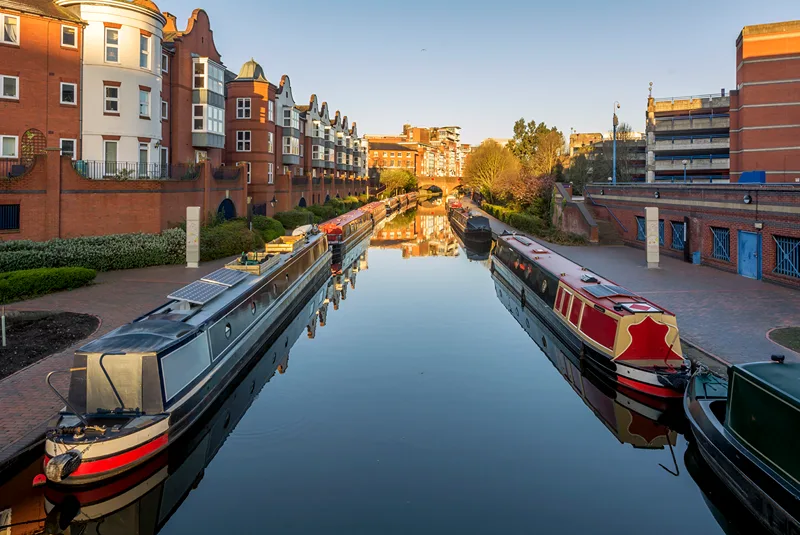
top-left (165, 0), bottom-right (798, 144)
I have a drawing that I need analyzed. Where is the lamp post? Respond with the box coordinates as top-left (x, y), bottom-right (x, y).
top-left (612, 101), bottom-right (620, 185)
top-left (682, 159), bottom-right (688, 183)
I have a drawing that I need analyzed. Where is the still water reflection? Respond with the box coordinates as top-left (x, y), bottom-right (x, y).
top-left (0, 202), bottom-right (769, 534)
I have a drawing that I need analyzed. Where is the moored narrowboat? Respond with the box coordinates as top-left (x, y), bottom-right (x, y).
top-left (43, 230), bottom-right (332, 486)
top-left (361, 201), bottom-right (387, 226)
top-left (492, 231), bottom-right (689, 399)
top-left (319, 208), bottom-right (373, 274)
top-left (384, 197), bottom-right (400, 214)
top-left (685, 359), bottom-right (800, 534)
top-left (448, 206), bottom-right (493, 249)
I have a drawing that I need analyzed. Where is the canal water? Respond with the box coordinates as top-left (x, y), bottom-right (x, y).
top-left (0, 200), bottom-right (769, 534)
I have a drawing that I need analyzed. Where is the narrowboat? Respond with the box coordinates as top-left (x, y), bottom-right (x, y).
top-left (43, 230), bottom-right (332, 486)
top-left (407, 191), bottom-right (418, 204)
top-left (685, 359), bottom-right (800, 534)
top-left (494, 269), bottom-right (683, 443)
top-left (361, 201), bottom-right (387, 226)
top-left (319, 208), bottom-right (374, 275)
top-left (448, 206), bottom-right (493, 249)
top-left (492, 231), bottom-right (689, 399)
top-left (42, 283), bottom-right (324, 531)
top-left (384, 196), bottom-right (400, 214)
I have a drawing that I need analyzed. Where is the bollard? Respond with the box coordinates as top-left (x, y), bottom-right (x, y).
top-left (1, 306), bottom-right (5, 348)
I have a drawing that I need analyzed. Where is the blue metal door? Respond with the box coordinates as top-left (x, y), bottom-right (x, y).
top-left (738, 231), bottom-right (761, 280)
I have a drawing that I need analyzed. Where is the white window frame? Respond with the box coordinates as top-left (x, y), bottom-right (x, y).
top-left (312, 145), bottom-right (321, 160)
top-left (283, 108), bottom-right (291, 128)
top-left (161, 99), bottom-right (168, 120)
top-left (60, 138), bottom-right (77, 159)
top-left (207, 105), bottom-right (224, 134)
top-left (138, 142), bottom-right (149, 177)
top-left (60, 82), bottom-right (76, 105)
top-left (0, 135), bottom-right (19, 158)
top-left (1, 14), bottom-right (20, 46)
top-left (236, 130), bottom-right (251, 152)
top-left (105, 27), bottom-right (119, 63)
top-left (268, 100), bottom-right (274, 122)
top-left (193, 61), bottom-right (205, 89)
top-left (139, 89), bottom-right (150, 118)
top-left (103, 140), bottom-right (118, 175)
top-left (237, 161), bottom-right (251, 183)
top-left (268, 131), bottom-right (274, 153)
top-left (0, 75), bottom-right (18, 100)
top-left (160, 146), bottom-right (168, 167)
top-left (161, 52), bottom-right (168, 73)
top-left (192, 104), bottom-right (205, 131)
top-left (139, 34), bottom-right (150, 70)
top-left (268, 162), bottom-right (274, 184)
top-left (104, 85), bottom-right (119, 113)
top-left (236, 98), bottom-right (251, 119)
top-left (61, 25), bottom-right (77, 48)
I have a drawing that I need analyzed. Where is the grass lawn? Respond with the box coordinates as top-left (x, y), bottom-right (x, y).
top-left (769, 327), bottom-right (800, 353)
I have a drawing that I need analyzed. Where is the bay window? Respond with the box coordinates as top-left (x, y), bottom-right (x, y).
top-left (282, 136), bottom-right (299, 156)
top-left (192, 104), bottom-right (224, 134)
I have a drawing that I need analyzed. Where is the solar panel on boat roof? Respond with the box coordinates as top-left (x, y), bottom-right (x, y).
top-left (583, 284), bottom-right (635, 298)
top-left (201, 267), bottom-right (249, 287)
top-left (168, 280), bottom-right (227, 305)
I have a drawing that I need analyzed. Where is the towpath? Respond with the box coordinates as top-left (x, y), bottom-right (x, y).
top-left (462, 199), bottom-right (800, 368)
top-left (0, 259), bottom-right (228, 473)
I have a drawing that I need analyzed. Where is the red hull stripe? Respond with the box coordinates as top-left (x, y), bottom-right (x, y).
top-left (65, 434), bottom-right (169, 478)
top-left (618, 376), bottom-right (683, 398)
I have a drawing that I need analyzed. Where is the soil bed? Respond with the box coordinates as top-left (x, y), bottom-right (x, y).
top-left (769, 327), bottom-right (800, 354)
top-left (0, 311), bottom-right (99, 380)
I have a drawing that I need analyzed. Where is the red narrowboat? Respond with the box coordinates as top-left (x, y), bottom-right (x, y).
top-left (361, 201), bottom-right (387, 225)
top-left (492, 232), bottom-right (689, 399)
top-left (319, 209), bottom-right (373, 274)
top-left (384, 197), bottom-right (400, 213)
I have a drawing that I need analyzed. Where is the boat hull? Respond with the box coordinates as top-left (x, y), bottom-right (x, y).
top-left (685, 375), bottom-right (800, 534)
top-left (493, 259), bottom-right (685, 399)
top-left (45, 251), bottom-right (332, 486)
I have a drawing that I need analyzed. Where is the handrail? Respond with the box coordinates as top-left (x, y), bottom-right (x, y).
top-left (654, 92), bottom-right (727, 102)
top-left (585, 191), bottom-right (628, 233)
top-left (46, 370), bottom-right (90, 426)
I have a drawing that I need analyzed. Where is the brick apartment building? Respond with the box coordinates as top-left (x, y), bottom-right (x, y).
top-left (0, 0), bottom-right (368, 240)
top-left (584, 20), bottom-right (800, 288)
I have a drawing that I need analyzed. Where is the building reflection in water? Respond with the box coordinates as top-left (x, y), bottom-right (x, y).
top-left (371, 200), bottom-right (459, 258)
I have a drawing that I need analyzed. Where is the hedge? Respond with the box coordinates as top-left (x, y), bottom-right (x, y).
top-left (0, 229), bottom-right (186, 272)
top-left (304, 204), bottom-right (338, 221)
top-left (0, 267), bottom-right (97, 304)
top-left (274, 209), bottom-right (320, 230)
top-left (200, 220), bottom-right (264, 262)
top-left (482, 203), bottom-right (586, 245)
top-left (251, 216), bottom-right (285, 243)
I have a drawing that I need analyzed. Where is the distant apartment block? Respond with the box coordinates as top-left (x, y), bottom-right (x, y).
top-left (645, 91), bottom-right (731, 183)
top-left (366, 124), bottom-right (465, 181)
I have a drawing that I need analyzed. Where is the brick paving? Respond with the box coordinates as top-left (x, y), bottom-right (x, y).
top-left (463, 199), bottom-right (800, 365)
top-left (0, 259), bottom-right (228, 470)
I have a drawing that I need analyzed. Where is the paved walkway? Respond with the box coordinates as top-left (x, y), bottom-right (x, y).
top-left (0, 259), bottom-right (229, 471)
top-left (463, 199), bottom-right (800, 365)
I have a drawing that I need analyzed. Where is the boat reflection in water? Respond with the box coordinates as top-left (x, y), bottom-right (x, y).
top-left (493, 268), bottom-right (682, 452)
top-left (39, 272), bottom-right (331, 534)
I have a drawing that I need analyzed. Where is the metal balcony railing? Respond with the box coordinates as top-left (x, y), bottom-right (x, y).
top-left (0, 158), bottom-right (33, 179)
top-left (73, 160), bottom-right (201, 180)
top-left (312, 177), bottom-right (321, 185)
top-left (654, 92), bottom-right (727, 103)
top-left (291, 176), bottom-right (308, 187)
top-left (654, 154), bottom-right (728, 161)
top-left (212, 166), bottom-right (241, 180)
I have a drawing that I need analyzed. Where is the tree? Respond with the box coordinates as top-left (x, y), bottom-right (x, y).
top-left (565, 154), bottom-right (591, 194)
top-left (380, 168), bottom-right (417, 196)
top-left (588, 122), bottom-right (640, 183)
top-left (506, 118), bottom-right (565, 176)
top-left (462, 140), bottom-right (521, 203)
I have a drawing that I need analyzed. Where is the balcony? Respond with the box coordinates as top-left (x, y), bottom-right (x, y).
top-left (1, 158), bottom-right (34, 179)
top-left (292, 176), bottom-right (309, 187)
top-left (654, 114), bottom-right (730, 133)
top-left (312, 177), bottom-right (321, 186)
top-left (73, 161), bottom-right (201, 181)
top-left (282, 153), bottom-right (301, 165)
top-left (324, 161), bottom-right (335, 170)
top-left (654, 155), bottom-right (730, 172)
top-left (212, 165), bottom-right (241, 180)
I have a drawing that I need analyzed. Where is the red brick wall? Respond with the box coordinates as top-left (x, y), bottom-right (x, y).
top-left (0, 13), bottom-right (82, 156)
top-left (585, 184), bottom-right (800, 288)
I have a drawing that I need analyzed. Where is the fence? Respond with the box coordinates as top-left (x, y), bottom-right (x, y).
top-left (0, 158), bottom-right (33, 179)
top-left (212, 166), bottom-right (241, 180)
top-left (73, 160), bottom-right (201, 180)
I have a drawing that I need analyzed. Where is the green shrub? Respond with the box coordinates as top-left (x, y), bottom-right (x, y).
top-left (200, 220), bottom-right (264, 262)
top-left (507, 212), bottom-right (547, 235)
top-left (305, 204), bottom-right (338, 221)
top-left (0, 267), bottom-right (96, 304)
top-left (343, 196), bottom-right (362, 210)
top-left (251, 216), bottom-right (285, 242)
top-left (273, 209), bottom-right (319, 230)
top-left (0, 229), bottom-right (186, 272)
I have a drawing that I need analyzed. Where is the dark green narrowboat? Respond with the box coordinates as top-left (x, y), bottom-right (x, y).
top-left (685, 358), bottom-right (800, 535)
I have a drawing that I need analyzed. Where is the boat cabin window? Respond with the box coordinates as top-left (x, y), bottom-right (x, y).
top-left (496, 241), bottom-right (558, 307)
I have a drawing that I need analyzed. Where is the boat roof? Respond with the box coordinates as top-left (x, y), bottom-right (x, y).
top-left (362, 202), bottom-right (384, 213)
top-left (498, 233), bottom-right (671, 317)
top-left (78, 319), bottom-right (196, 355)
top-left (735, 361), bottom-right (800, 403)
top-left (320, 209), bottom-right (366, 231)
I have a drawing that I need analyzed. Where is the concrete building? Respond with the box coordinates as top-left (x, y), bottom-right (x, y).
top-left (645, 91), bottom-right (731, 183)
top-left (58, 0), bottom-right (166, 177)
top-left (730, 20), bottom-right (800, 183)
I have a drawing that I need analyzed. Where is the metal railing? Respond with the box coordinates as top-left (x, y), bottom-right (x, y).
top-left (73, 160), bottom-right (201, 180)
top-left (586, 191), bottom-right (628, 233)
top-left (654, 92), bottom-right (727, 102)
top-left (0, 158), bottom-right (33, 179)
top-left (291, 176), bottom-right (309, 186)
top-left (774, 235), bottom-right (800, 279)
top-left (655, 134), bottom-right (730, 142)
top-left (212, 166), bottom-right (241, 180)
top-left (312, 177), bottom-right (321, 185)
top-left (655, 154), bottom-right (729, 161)
top-left (655, 113), bottom-right (730, 122)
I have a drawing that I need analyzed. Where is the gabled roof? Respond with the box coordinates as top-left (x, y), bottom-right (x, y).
top-left (6, 0), bottom-right (83, 23)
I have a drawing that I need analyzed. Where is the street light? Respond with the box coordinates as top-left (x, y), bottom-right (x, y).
top-left (682, 159), bottom-right (688, 183)
top-left (270, 195), bottom-right (277, 208)
top-left (612, 101), bottom-right (620, 185)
